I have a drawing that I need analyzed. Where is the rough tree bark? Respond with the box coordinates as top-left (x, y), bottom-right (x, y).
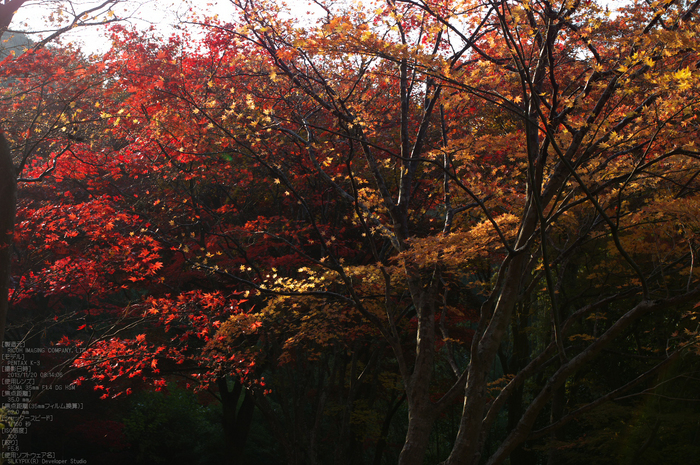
top-left (0, 131), bottom-right (15, 356)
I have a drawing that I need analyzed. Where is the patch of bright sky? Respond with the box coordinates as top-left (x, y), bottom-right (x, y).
top-left (9, 0), bottom-right (632, 57)
top-left (7, 0), bottom-right (337, 56)
top-left (9, 0), bottom-right (241, 56)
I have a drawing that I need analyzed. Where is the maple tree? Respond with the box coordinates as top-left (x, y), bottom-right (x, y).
top-left (2, 25), bottom-right (371, 462)
top-left (0, 0), bottom-right (23, 361)
top-left (153, 0), bottom-right (700, 464)
top-left (76, 25), bottom-right (399, 463)
top-left (181, 0), bottom-right (700, 463)
top-left (0, 0), bottom-right (149, 358)
top-left (5, 0), bottom-right (700, 463)
top-left (0, 37), bottom-right (204, 462)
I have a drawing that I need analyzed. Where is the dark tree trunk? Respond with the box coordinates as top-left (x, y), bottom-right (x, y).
top-left (508, 306), bottom-right (537, 465)
top-left (0, 1), bottom-right (28, 31)
top-left (372, 393), bottom-right (406, 465)
top-left (546, 384), bottom-right (566, 465)
top-left (218, 377), bottom-right (256, 465)
top-left (0, 131), bottom-right (16, 357)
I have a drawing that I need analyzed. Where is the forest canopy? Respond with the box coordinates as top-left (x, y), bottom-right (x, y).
top-left (3, 0), bottom-right (700, 464)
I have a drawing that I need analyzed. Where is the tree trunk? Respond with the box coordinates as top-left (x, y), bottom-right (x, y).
top-left (397, 407), bottom-right (436, 465)
top-left (373, 393), bottom-right (406, 465)
top-left (218, 377), bottom-right (256, 465)
top-left (508, 306), bottom-right (537, 465)
top-left (397, 283), bottom-right (439, 465)
top-left (0, 131), bottom-right (16, 357)
top-left (546, 384), bottom-right (566, 465)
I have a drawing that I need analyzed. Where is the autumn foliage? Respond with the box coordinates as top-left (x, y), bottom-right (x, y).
top-left (4, 0), bottom-right (700, 464)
